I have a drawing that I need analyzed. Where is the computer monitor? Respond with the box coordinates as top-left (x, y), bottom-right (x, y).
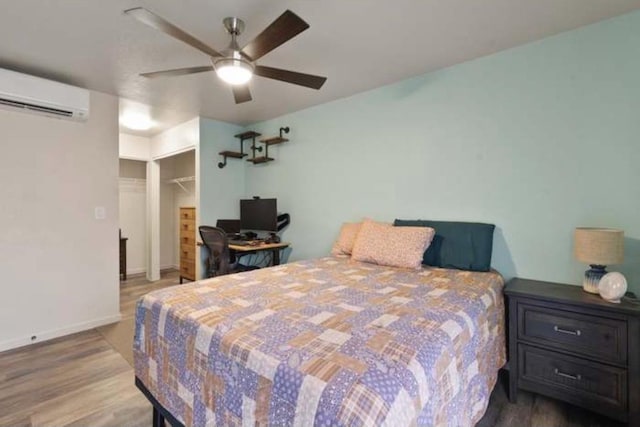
top-left (216, 219), bottom-right (241, 234)
top-left (240, 198), bottom-right (278, 232)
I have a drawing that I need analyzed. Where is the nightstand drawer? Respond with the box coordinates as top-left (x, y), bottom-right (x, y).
top-left (519, 345), bottom-right (627, 415)
top-left (518, 303), bottom-right (627, 364)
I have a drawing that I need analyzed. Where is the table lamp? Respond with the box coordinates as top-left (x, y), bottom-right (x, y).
top-left (574, 227), bottom-right (624, 294)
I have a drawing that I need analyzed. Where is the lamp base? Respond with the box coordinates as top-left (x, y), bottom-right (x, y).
top-left (583, 264), bottom-right (607, 294)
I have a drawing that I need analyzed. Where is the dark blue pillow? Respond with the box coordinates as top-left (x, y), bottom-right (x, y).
top-left (393, 220), bottom-right (495, 272)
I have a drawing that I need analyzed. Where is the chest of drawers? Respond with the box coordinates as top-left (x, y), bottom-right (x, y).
top-left (505, 278), bottom-right (640, 425)
top-left (179, 207), bottom-right (196, 283)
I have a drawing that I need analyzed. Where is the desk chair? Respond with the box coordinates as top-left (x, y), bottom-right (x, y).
top-left (199, 226), bottom-right (258, 277)
top-left (216, 219), bottom-right (242, 263)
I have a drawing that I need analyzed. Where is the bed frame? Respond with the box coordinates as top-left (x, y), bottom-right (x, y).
top-left (135, 377), bottom-right (185, 427)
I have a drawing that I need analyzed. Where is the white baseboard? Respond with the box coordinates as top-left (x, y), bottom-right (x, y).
top-left (0, 313), bottom-right (122, 353)
top-left (126, 267), bottom-right (146, 275)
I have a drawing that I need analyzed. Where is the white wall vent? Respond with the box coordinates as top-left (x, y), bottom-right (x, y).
top-left (0, 68), bottom-right (89, 121)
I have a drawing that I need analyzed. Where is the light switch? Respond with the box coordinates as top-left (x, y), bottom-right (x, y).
top-left (94, 206), bottom-right (106, 220)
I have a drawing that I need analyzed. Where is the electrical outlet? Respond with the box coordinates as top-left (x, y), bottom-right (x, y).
top-left (94, 206), bottom-right (106, 220)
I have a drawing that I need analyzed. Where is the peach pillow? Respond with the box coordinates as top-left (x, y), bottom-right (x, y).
top-left (351, 219), bottom-right (435, 269)
top-left (331, 222), bottom-right (362, 256)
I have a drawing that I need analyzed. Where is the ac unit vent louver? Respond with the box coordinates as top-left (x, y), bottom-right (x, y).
top-left (0, 97), bottom-right (74, 117)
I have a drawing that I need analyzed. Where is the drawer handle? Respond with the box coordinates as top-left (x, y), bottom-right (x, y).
top-left (554, 325), bottom-right (581, 336)
top-left (554, 368), bottom-right (582, 381)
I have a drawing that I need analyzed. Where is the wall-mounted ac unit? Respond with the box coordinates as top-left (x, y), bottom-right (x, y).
top-left (0, 68), bottom-right (89, 121)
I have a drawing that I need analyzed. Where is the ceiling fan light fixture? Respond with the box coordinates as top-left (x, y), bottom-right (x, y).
top-left (214, 58), bottom-right (254, 86)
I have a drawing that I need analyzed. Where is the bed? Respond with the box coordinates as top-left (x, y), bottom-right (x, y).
top-left (133, 255), bottom-right (505, 426)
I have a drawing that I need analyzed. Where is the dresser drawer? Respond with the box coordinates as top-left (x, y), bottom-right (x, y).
top-left (180, 208), bottom-right (195, 220)
top-left (180, 244), bottom-right (195, 261)
top-left (180, 235), bottom-right (196, 246)
top-left (180, 261), bottom-right (195, 280)
top-left (518, 303), bottom-right (627, 364)
top-left (180, 219), bottom-right (196, 233)
top-left (518, 344), bottom-right (627, 415)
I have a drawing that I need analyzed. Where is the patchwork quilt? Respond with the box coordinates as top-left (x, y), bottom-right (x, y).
top-left (134, 257), bottom-right (505, 426)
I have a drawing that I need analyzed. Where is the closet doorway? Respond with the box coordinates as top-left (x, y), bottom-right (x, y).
top-left (118, 159), bottom-right (147, 279)
top-left (158, 150), bottom-right (196, 278)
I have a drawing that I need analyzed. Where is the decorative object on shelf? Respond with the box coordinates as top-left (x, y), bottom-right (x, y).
top-left (598, 271), bottom-right (628, 303)
top-left (247, 126), bottom-right (290, 165)
top-left (574, 227), bottom-right (624, 294)
top-left (218, 131), bottom-right (261, 168)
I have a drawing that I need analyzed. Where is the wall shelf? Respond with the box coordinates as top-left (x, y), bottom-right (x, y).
top-left (260, 136), bottom-right (289, 146)
top-left (248, 156), bottom-right (274, 164)
top-left (220, 127), bottom-right (290, 168)
top-left (218, 150), bottom-right (247, 159)
top-left (248, 127), bottom-right (290, 166)
top-left (218, 131), bottom-right (261, 168)
top-left (235, 130), bottom-right (262, 140)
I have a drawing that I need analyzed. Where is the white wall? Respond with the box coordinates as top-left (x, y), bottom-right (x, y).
top-left (151, 118), bottom-right (198, 160)
top-left (158, 157), bottom-right (176, 270)
top-left (0, 91), bottom-right (121, 351)
top-left (119, 133), bottom-right (150, 161)
top-left (119, 159), bottom-right (146, 275)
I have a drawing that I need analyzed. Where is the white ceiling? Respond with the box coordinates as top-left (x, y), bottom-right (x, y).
top-left (1, 0), bottom-right (639, 134)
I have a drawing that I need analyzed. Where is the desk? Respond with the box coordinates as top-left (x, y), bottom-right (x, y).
top-left (197, 241), bottom-right (290, 267)
top-left (229, 242), bottom-right (290, 266)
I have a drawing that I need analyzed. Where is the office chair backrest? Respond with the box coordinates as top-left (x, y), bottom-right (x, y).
top-left (198, 226), bottom-right (230, 277)
top-left (216, 219), bottom-right (241, 235)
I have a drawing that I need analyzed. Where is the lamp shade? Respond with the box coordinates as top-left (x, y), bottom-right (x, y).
top-left (574, 227), bottom-right (624, 265)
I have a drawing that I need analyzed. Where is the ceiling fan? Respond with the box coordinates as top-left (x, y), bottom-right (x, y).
top-left (124, 7), bottom-right (327, 104)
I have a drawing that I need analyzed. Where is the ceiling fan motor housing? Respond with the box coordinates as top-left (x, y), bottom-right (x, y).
top-left (223, 17), bottom-right (245, 36)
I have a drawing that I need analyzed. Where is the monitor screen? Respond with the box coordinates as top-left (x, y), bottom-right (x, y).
top-left (240, 198), bottom-right (278, 231)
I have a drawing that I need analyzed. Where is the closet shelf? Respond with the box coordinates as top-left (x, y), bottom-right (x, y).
top-left (118, 177), bottom-right (146, 184)
top-left (165, 176), bottom-right (195, 193)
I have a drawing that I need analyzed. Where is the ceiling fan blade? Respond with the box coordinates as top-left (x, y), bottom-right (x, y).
top-left (241, 10), bottom-right (309, 61)
top-left (254, 66), bottom-right (326, 89)
top-left (140, 66), bottom-right (214, 78)
top-left (232, 85), bottom-right (252, 104)
top-left (125, 7), bottom-right (222, 58)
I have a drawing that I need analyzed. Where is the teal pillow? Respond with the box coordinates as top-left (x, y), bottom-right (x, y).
top-left (393, 220), bottom-right (495, 272)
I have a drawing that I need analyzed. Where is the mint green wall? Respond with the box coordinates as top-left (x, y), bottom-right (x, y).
top-left (243, 11), bottom-right (640, 291)
top-left (199, 117), bottom-right (245, 224)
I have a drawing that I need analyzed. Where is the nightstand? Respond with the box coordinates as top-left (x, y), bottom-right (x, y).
top-left (504, 278), bottom-right (640, 425)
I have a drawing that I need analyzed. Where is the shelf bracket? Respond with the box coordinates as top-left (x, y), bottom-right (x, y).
top-left (249, 135), bottom-right (263, 160)
top-left (175, 181), bottom-right (188, 193)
